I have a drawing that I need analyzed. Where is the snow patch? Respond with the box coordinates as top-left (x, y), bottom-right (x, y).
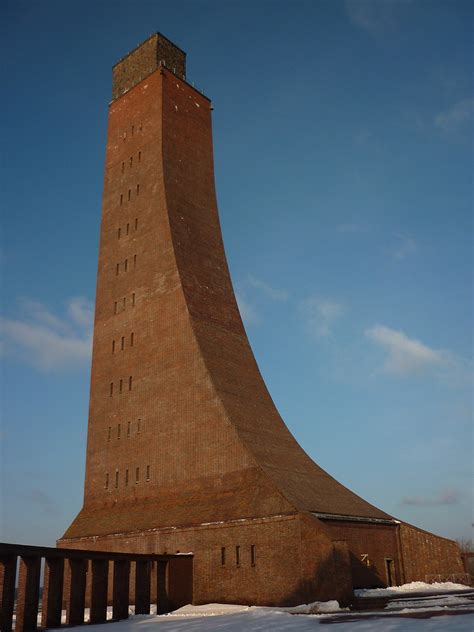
top-left (355, 580), bottom-right (472, 598)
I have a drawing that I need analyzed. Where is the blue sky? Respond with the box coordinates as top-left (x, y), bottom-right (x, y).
top-left (1, 0), bottom-right (472, 546)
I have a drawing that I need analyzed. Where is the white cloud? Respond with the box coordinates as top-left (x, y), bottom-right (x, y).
top-left (390, 233), bottom-right (417, 260)
top-left (402, 489), bottom-right (460, 506)
top-left (345, 0), bottom-right (406, 36)
top-left (247, 276), bottom-right (288, 302)
top-left (300, 297), bottom-right (344, 339)
top-left (236, 293), bottom-right (260, 326)
top-left (434, 97), bottom-right (474, 137)
top-left (1, 297), bottom-right (93, 371)
top-left (365, 325), bottom-right (443, 375)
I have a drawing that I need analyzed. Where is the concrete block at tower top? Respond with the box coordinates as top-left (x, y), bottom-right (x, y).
top-left (112, 32), bottom-right (186, 101)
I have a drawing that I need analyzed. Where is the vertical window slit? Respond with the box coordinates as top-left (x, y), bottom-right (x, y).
top-left (126, 223), bottom-right (129, 235)
top-left (146, 465), bottom-right (150, 481)
top-left (121, 162), bottom-right (124, 173)
top-left (138, 151), bottom-right (141, 162)
top-left (127, 421), bottom-right (131, 437)
top-left (118, 227), bottom-right (121, 239)
top-left (108, 427), bottom-right (111, 442)
top-left (116, 263), bottom-right (119, 276)
top-left (115, 470), bottom-right (119, 488)
top-left (125, 469), bottom-right (129, 485)
top-left (121, 336), bottom-right (125, 350)
top-left (130, 332), bottom-right (134, 347)
top-left (114, 301), bottom-right (118, 314)
top-left (112, 340), bottom-right (115, 354)
top-left (120, 194), bottom-right (123, 206)
top-left (221, 547), bottom-right (226, 566)
top-left (135, 218), bottom-right (138, 230)
top-left (124, 259), bottom-right (128, 272)
top-left (128, 189), bottom-right (131, 201)
top-left (110, 382), bottom-right (114, 397)
top-left (130, 156), bottom-right (133, 167)
top-left (105, 473), bottom-right (109, 489)
top-left (251, 545), bottom-right (256, 566)
top-left (134, 254), bottom-right (137, 267)
top-left (137, 419), bottom-right (141, 433)
top-left (132, 293), bottom-right (135, 306)
top-left (135, 467), bottom-right (139, 483)
top-left (119, 379), bottom-right (123, 393)
top-left (136, 184), bottom-right (140, 195)
top-left (129, 376), bottom-right (133, 391)
top-left (117, 424), bottom-right (121, 439)
top-left (236, 546), bottom-right (241, 566)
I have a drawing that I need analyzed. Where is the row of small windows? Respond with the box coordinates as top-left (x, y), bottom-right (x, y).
top-left (108, 419), bottom-right (141, 441)
top-left (114, 293), bottom-right (136, 314)
top-left (121, 152), bottom-right (142, 172)
top-left (110, 376), bottom-right (133, 396)
top-left (221, 545), bottom-right (256, 567)
top-left (120, 185), bottom-right (140, 205)
top-left (115, 255), bottom-right (137, 275)
top-left (105, 465), bottom-right (150, 489)
top-left (112, 333), bottom-right (134, 353)
top-left (122, 123), bottom-right (142, 141)
top-left (118, 219), bottom-right (138, 239)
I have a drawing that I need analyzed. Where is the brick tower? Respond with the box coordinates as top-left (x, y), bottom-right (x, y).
top-left (59, 33), bottom-right (464, 605)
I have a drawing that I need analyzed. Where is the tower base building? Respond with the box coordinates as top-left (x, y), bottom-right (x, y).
top-left (59, 34), bottom-right (464, 606)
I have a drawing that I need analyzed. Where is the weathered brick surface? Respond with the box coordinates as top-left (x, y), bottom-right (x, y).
top-left (59, 34), bottom-right (464, 604)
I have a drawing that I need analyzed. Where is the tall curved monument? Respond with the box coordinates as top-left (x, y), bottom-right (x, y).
top-left (59, 33), bottom-right (464, 605)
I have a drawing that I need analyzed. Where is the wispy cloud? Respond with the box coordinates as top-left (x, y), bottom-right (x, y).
top-left (247, 276), bottom-right (289, 302)
top-left (300, 297), bottom-right (344, 339)
top-left (1, 297), bottom-right (93, 371)
top-left (365, 325), bottom-right (443, 375)
top-left (389, 233), bottom-right (417, 260)
top-left (236, 293), bottom-right (260, 326)
top-left (345, 0), bottom-right (408, 36)
top-left (401, 489), bottom-right (460, 506)
top-left (434, 97), bottom-right (474, 139)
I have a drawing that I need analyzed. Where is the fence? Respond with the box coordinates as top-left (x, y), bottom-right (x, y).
top-left (0, 542), bottom-right (193, 631)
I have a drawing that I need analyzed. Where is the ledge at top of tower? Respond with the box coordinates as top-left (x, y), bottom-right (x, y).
top-left (112, 32), bottom-right (186, 101)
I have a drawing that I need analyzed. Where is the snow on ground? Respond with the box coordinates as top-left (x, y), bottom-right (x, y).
top-left (355, 581), bottom-right (472, 598)
top-left (58, 609), bottom-right (474, 632)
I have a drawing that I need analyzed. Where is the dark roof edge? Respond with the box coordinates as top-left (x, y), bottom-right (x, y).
top-left (312, 512), bottom-right (399, 526)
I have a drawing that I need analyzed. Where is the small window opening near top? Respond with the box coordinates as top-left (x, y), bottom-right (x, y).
top-left (127, 421), bottom-right (131, 437)
top-left (123, 131), bottom-right (126, 141)
top-left (110, 382), bottom-right (114, 397)
top-left (133, 254), bottom-right (137, 267)
top-left (130, 332), bottom-right (134, 347)
top-left (112, 340), bottom-right (115, 354)
top-left (105, 472), bottom-right (109, 489)
top-left (121, 162), bottom-right (124, 173)
top-left (126, 223), bottom-right (129, 235)
top-left (118, 227), bottom-right (121, 239)
top-left (119, 379), bottom-right (123, 393)
top-left (125, 469), bottom-right (129, 486)
top-left (138, 151), bottom-right (141, 163)
top-left (129, 375), bottom-right (133, 391)
top-left (124, 259), bottom-right (128, 272)
top-left (123, 297), bottom-right (126, 309)
top-left (139, 122), bottom-right (142, 131)
top-left (236, 545), bottom-right (241, 566)
top-left (115, 470), bottom-right (119, 488)
top-left (135, 218), bottom-right (138, 230)
top-left (120, 194), bottom-right (123, 206)
top-left (130, 156), bottom-right (133, 168)
top-left (116, 263), bottom-right (119, 276)
top-left (137, 419), bottom-right (141, 433)
top-left (136, 184), bottom-right (140, 196)
top-left (128, 189), bottom-right (131, 201)
top-left (107, 426), bottom-right (111, 442)
top-left (135, 467), bottom-right (139, 483)
top-left (132, 293), bottom-right (136, 307)
top-left (131, 125), bottom-right (135, 136)
top-left (114, 301), bottom-right (118, 315)
top-left (117, 423), bottom-right (121, 439)
top-left (146, 465), bottom-right (150, 481)
top-left (221, 547), bottom-right (226, 566)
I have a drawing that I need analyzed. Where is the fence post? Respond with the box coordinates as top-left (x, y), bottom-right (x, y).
top-left (15, 556), bottom-right (41, 632)
top-left (41, 557), bottom-right (64, 628)
top-left (0, 555), bottom-right (17, 632)
top-left (113, 559), bottom-right (130, 620)
top-left (156, 560), bottom-right (169, 614)
top-left (90, 559), bottom-right (109, 623)
top-left (66, 558), bottom-right (87, 626)
top-left (135, 560), bottom-right (151, 614)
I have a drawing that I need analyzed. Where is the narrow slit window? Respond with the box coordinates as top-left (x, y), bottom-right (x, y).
top-left (130, 156), bottom-right (133, 167)
top-left (110, 382), bottom-right (114, 397)
top-left (128, 189), bottom-right (131, 201)
top-left (131, 125), bottom-right (134, 136)
top-left (125, 469), bottom-right (129, 485)
top-left (108, 426), bottom-right (111, 442)
top-left (120, 194), bottom-right (123, 206)
top-left (138, 151), bottom-right (141, 162)
top-left (118, 227), bottom-right (121, 239)
top-left (127, 421), bottom-right (131, 436)
top-left (130, 332), bottom-right (134, 347)
top-left (123, 297), bottom-right (126, 309)
top-left (105, 473), bottom-right (109, 489)
top-left (115, 470), bottom-right (119, 488)
top-left (146, 465), bottom-right (150, 481)
top-left (124, 259), bottom-right (128, 271)
top-left (137, 419), bottom-right (141, 433)
top-left (251, 545), bottom-right (256, 566)
top-left (121, 336), bottom-right (125, 351)
top-left (133, 254), bottom-right (137, 267)
top-left (121, 162), bottom-right (124, 173)
top-left (123, 132), bottom-right (126, 141)
top-left (126, 223), bottom-right (129, 235)
top-left (136, 184), bottom-right (140, 195)
top-left (132, 293), bottom-right (135, 306)
top-left (129, 376), bottom-right (133, 391)
top-left (221, 547), bottom-right (226, 566)
top-left (135, 467), bottom-right (139, 483)
top-left (119, 379), bottom-right (123, 393)
top-left (114, 301), bottom-right (118, 314)
top-left (135, 218), bottom-right (138, 230)
top-left (116, 263), bottom-right (119, 276)
top-left (112, 340), bottom-right (115, 354)
top-left (139, 122), bottom-right (142, 131)
top-left (117, 424), bottom-right (121, 439)
top-left (236, 546), bottom-right (241, 566)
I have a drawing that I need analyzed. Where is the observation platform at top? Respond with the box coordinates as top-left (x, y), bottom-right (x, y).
top-left (111, 32), bottom-right (210, 103)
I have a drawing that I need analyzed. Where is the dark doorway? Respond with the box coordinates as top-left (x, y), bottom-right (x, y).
top-left (385, 558), bottom-right (395, 587)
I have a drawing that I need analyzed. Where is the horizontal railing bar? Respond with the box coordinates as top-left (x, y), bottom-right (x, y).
top-left (0, 542), bottom-right (192, 562)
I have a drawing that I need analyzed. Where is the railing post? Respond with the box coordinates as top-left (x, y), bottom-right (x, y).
top-left (90, 559), bottom-right (108, 623)
top-left (0, 555), bottom-right (17, 632)
top-left (15, 556), bottom-right (41, 632)
top-left (135, 560), bottom-right (151, 614)
top-left (156, 560), bottom-right (169, 615)
top-left (41, 557), bottom-right (64, 629)
top-left (112, 559), bottom-right (130, 620)
top-left (65, 558), bottom-right (87, 626)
